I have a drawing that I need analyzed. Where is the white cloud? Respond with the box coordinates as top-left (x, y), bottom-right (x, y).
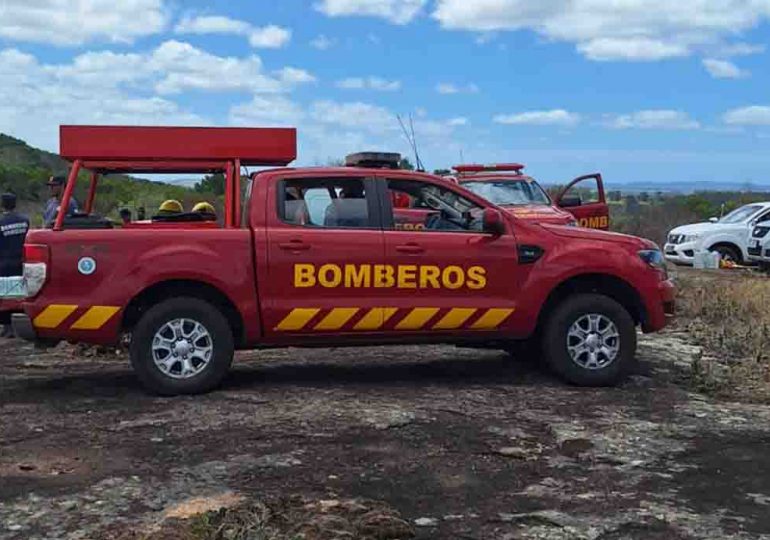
top-left (249, 25), bottom-right (292, 48)
top-left (715, 42), bottom-right (766, 57)
top-left (310, 34), bottom-right (335, 50)
top-left (606, 110), bottom-right (700, 130)
top-left (723, 106), bottom-right (770, 126)
top-left (702, 58), bottom-right (748, 79)
top-left (336, 77), bottom-right (401, 91)
top-left (0, 0), bottom-right (167, 46)
top-left (578, 38), bottom-right (689, 62)
top-left (276, 67), bottom-right (317, 85)
top-left (494, 109), bottom-right (580, 126)
top-left (174, 15), bottom-right (250, 35)
top-left (436, 82), bottom-right (479, 95)
top-left (315, 0), bottom-right (428, 24)
top-left (229, 95), bottom-right (305, 127)
top-left (174, 15), bottom-right (291, 48)
top-left (432, 1), bottom-right (770, 62)
top-left (448, 117), bottom-right (468, 126)
top-left (150, 41), bottom-right (282, 94)
top-left (310, 100), bottom-right (397, 133)
top-left (0, 48), bottom-right (204, 151)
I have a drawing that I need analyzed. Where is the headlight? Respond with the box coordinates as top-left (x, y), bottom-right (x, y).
top-left (683, 234), bottom-right (701, 243)
top-left (638, 249), bottom-right (668, 279)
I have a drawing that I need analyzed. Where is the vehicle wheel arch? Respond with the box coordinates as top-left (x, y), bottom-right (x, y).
top-left (536, 273), bottom-right (646, 330)
top-left (122, 279), bottom-right (245, 346)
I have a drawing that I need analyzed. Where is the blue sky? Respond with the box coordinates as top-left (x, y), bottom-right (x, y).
top-left (1, 0), bottom-right (770, 186)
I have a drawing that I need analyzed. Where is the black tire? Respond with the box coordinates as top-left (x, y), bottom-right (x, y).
top-left (542, 294), bottom-right (636, 386)
top-left (130, 297), bottom-right (234, 396)
top-left (710, 244), bottom-right (742, 264)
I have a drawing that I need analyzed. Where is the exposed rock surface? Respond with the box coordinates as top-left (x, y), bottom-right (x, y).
top-left (1, 334), bottom-right (770, 539)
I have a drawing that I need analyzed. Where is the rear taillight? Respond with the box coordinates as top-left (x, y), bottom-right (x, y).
top-left (24, 244), bottom-right (50, 265)
top-left (23, 244), bottom-right (49, 297)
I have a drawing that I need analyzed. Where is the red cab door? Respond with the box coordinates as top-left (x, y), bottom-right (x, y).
top-left (555, 174), bottom-right (610, 230)
top-left (261, 174), bottom-right (387, 340)
top-left (377, 174), bottom-right (522, 338)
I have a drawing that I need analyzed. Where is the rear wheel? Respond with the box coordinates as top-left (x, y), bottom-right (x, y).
top-left (130, 297), bottom-right (234, 395)
top-left (542, 294), bottom-right (636, 386)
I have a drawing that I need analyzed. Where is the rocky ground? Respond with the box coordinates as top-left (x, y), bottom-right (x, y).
top-left (1, 331), bottom-right (770, 539)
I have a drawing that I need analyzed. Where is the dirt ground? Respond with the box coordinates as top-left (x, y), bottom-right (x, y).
top-left (2, 330), bottom-right (770, 539)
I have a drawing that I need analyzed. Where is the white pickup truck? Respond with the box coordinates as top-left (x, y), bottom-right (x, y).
top-left (665, 202), bottom-right (770, 265)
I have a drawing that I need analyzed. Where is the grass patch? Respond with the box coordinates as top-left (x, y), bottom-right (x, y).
top-left (673, 270), bottom-right (770, 402)
top-left (104, 496), bottom-right (414, 540)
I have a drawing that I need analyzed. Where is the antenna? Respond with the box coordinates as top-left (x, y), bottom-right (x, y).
top-left (397, 114), bottom-right (425, 172)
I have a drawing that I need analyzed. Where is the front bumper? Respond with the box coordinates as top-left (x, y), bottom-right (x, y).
top-left (642, 279), bottom-right (676, 333)
top-left (664, 241), bottom-right (698, 265)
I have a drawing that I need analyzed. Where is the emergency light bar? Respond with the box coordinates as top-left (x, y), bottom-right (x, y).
top-left (453, 163), bottom-right (525, 174)
top-left (345, 152), bottom-right (401, 169)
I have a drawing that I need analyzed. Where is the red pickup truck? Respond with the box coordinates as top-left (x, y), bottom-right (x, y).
top-left (13, 126), bottom-right (675, 395)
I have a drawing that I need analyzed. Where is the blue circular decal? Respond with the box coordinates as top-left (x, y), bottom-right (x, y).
top-left (78, 257), bottom-right (97, 275)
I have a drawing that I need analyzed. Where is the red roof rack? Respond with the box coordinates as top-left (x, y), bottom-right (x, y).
top-left (59, 125), bottom-right (296, 173)
top-left (453, 163), bottom-right (525, 175)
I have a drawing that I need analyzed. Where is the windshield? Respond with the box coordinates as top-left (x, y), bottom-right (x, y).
top-left (719, 204), bottom-right (763, 224)
top-left (461, 179), bottom-right (551, 206)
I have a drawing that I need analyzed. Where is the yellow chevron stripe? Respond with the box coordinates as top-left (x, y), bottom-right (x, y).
top-left (354, 307), bottom-right (398, 331)
top-left (433, 308), bottom-right (478, 330)
top-left (34, 305), bottom-right (78, 329)
top-left (70, 306), bottom-right (120, 330)
top-left (395, 307), bottom-right (439, 330)
top-left (470, 308), bottom-right (515, 330)
top-left (314, 308), bottom-right (360, 331)
top-left (275, 308), bottom-right (320, 331)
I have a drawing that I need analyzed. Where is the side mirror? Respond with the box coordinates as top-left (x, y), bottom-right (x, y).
top-left (709, 217), bottom-right (719, 223)
top-left (482, 208), bottom-right (505, 236)
top-left (559, 195), bottom-right (582, 208)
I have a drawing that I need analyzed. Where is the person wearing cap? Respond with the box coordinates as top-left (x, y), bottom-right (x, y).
top-left (0, 193), bottom-right (29, 278)
top-left (43, 175), bottom-right (79, 228)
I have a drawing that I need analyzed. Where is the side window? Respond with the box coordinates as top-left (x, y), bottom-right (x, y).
top-left (386, 179), bottom-right (484, 233)
top-left (279, 178), bottom-right (372, 229)
top-left (756, 211), bottom-right (770, 224)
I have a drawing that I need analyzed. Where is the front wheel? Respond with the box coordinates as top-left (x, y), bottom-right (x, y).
top-left (711, 244), bottom-right (742, 264)
top-left (542, 294), bottom-right (636, 386)
top-left (130, 297), bottom-right (234, 395)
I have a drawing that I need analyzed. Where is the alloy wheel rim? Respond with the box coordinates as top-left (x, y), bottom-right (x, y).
top-left (151, 318), bottom-right (213, 379)
top-left (566, 313), bottom-right (620, 371)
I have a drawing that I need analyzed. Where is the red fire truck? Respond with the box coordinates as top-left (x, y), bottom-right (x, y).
top-left (12, 126), bottom-right (674, 395)
top-left (453, 163), bottom-right (610, 230)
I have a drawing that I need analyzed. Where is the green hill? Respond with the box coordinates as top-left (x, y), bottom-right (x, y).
top-left (0, 133), bottom-right (212, 225)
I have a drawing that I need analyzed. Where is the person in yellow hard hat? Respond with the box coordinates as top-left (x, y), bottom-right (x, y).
top-left (157, 199), bottom-right (183, 216)
top-left (192, 202), bottom-right (216, 215)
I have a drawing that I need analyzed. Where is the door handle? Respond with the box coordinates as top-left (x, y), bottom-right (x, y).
top-left (279, 240), bottom-right (311, 251)
top-left (395, 243), bottom-right (425, 254)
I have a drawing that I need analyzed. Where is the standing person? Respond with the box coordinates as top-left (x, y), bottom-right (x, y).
top-left (0, 193), bottom-right (29, 277)
top-left (43, 175), bottom-right (79, 228)
top-left (0, 193), bottom-right (29, 338)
